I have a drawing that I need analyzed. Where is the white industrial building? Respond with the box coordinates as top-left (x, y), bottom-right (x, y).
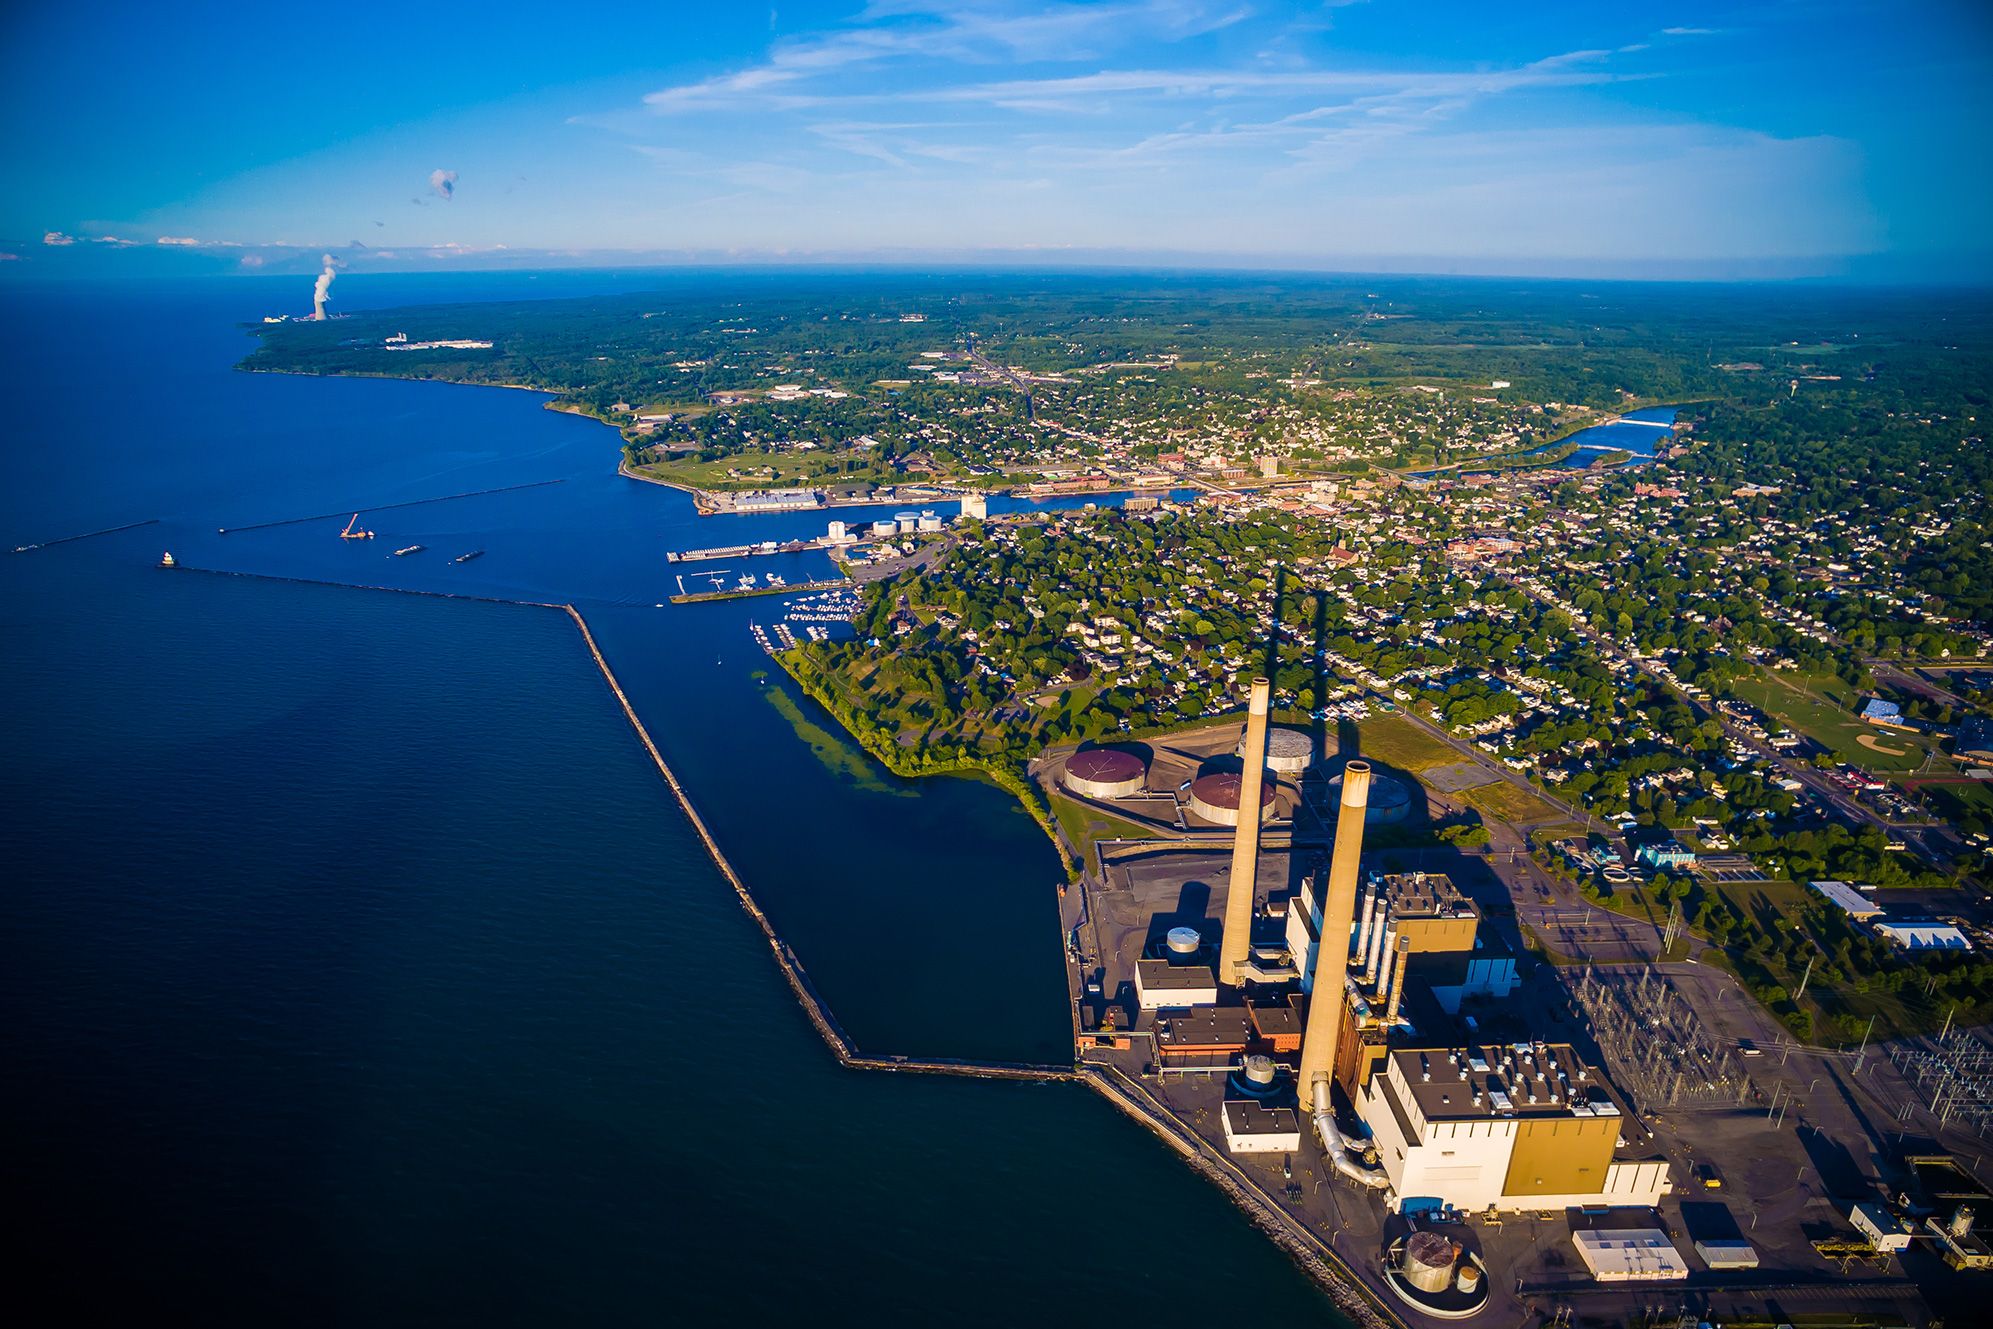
top-left (1810, 880), bottom-right (1886, 921)
top-left (1874, 920), bottom-right (1972, 951)
top-left (1571, 1229), bottom-right (1689, 1282)
top-left (1222, 1101), bottom-right (1302, 1154)
top-left (1852, 1202), bottom-right (1914, 1251)
top-left (1134, 957), bottom-right (1218, 1011)
top-left (1358, 1045), bottom-right (1671, 1214)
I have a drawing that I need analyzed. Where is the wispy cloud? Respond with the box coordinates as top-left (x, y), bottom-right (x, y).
top-left (644, 0), bottom-right (1250, 111)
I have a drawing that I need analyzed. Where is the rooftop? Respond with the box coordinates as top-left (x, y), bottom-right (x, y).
top-left (1390, 1042), bottom-right (1617, 1123)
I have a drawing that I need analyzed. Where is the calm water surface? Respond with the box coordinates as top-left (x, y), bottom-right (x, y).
top-left (1, 274), bottom-right (1339, 1325)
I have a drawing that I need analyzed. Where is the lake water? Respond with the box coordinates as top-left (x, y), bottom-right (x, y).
top-left (0, 273), bottom-right (1340, 1324)
top-left (1412, 403), bottom-right (1681, 479)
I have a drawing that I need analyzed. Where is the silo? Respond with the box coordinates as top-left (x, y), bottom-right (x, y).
top-left (1402, 1232), bottom-right (1459, 1295)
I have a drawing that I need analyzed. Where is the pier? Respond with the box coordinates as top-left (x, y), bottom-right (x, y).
top-left (215, 478), bottom-right (566, 534)
top-left (669, 576), bottom-right (850, 604)
top-left (562, 604), bottom-right (1074, 1084)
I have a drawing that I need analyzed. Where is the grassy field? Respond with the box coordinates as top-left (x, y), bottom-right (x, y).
top-left (1051, 792), bottom-right (1165, 866)
top-left (1355, 714), bottom-right (1462, 774)
top-left (1461, 779), bottom-right (1564, 826)
top-left (1727, 666), bottom-right (1940, 772)
top-left (1920, 780), bottom-right (1993, 822)
top-left (631, 445), bottom-right (913, 493)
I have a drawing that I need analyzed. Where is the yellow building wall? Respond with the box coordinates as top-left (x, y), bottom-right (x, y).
top-left (1396, 915), bottom-right (1477, 955)
top-left (1502, 1116), bottom-right (1619, 1198)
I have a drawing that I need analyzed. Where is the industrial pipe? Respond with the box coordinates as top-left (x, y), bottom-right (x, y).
top-left (1311, 1072), bottom-right (1393, 1190)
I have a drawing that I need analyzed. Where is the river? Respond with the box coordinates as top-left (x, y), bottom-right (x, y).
top-left (0, 273), bottom-right (1341, 1325)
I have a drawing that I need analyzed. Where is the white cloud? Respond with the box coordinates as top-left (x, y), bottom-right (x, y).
top-left (429, 169), bottom-right (458, 199)
top-left (42, 230), bottom-right (75, 245)
top-left (156, 235), bottom-right (199, 246)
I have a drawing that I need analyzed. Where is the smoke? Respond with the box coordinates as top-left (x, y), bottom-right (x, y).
top-left (429, 169), bottom-right (457, 200)
top-left (312, 253), bottom-right (340, 320)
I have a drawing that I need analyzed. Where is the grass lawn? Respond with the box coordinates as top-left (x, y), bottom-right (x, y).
top-left (1727, 666), bottom-right (1939, 773)
top-left (1051, 792), bottom-right (1165, 865)
top-left (1356, 714), bottom-right (1462, 774)
top-left (1920, 780), bottom-right (1993, 830)
top-left (1461, 779), bottom-right (1563, 826)
top-left (632, 445), bottom-right (911, 492)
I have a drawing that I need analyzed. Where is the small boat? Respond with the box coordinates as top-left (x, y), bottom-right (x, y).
top-left (452, 549), bottom-right (485, 564)
top-left (392, 545), bottom-right (425, 557)
top-left (159, 551), bottom-right (176, 568)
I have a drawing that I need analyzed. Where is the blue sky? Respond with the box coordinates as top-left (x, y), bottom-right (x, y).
top-left (4, 0), bottom-right (1989, 279)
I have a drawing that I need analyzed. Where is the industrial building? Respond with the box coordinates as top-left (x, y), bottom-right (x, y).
top-left (1811, 879), bottom-right (1886, 921)
top-left (957, 492), bottom-right (989, 521)
top-left (1223, 1100), bottom-right (1302, 1153)
top-left (1874, 919), bottom-right (1973, 951)
top-left (1358, 1044), bottom-right (1669, 1213)
top-left (1569, 1228), bottom-right (1689, 1282)
top-left (1081, 678), bottom-right (1669, 1223)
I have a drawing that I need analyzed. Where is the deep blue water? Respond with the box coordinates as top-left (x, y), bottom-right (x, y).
top-left (1, 274), bottom-right (1337, 1324)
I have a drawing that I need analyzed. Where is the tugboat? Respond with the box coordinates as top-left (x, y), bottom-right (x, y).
top-left (452, 549), bottom-right (485, 564)
top-left (392, 544), bottom-right (425, 557)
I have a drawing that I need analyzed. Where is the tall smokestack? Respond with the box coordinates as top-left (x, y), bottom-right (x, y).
top-left (1218, 677), bottom-right (1272, 985)
top-left (312, 254), bottom-right (337, 320)
top-left (1385, 933), bottom-right (1413, 1024)
top-left (1299, 760), bottom-right (1371, 1112)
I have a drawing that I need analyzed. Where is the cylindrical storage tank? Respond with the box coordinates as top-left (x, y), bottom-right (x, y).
top-left (1248, 726), bottom-right (1315, 775)
top-left (1063, 748), bottom-right (1146, 799)
top-left (1328, 770), bottom-right (1412, 825)
top-left (1166, 926), bottom-right (1202, 956)
top-left (1402, 1232), bottom-right (1458, 1295)
top-left (1188, 772), bottom-right (1276, 827)
top-left (1243, 1054), bottom-right (1276, 1087)
top-left (1455, 1263), bottom-right (1482, 1294)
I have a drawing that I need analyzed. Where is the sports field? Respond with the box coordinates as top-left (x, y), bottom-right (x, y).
top-left (1727, 666), bottom-right (1940, 772)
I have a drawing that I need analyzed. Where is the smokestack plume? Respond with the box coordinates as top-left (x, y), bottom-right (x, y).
top-left (1218, 677), bottom-right (1272, 985)
top-left (1299, 760), bottom-right (1372, 1112)
top-left (312, 253), bottom-right (338, 320)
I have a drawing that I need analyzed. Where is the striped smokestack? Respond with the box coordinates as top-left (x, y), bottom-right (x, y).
top-left (1217, 677), bottom-right (1272, 985)
top-left (1299, 760), bottom-right (1371, 1112)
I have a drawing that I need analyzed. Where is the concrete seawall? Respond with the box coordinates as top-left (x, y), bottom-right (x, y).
top-left (562, 604), bottom-right (1076, 1085)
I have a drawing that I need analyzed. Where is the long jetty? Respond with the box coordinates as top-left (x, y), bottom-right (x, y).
top-left (216, 478), bottom-right (566, 534)
top-left (12, 517), bottom-right (159, 554)
top-left (562, 604), bottom-right (1073, 1084)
